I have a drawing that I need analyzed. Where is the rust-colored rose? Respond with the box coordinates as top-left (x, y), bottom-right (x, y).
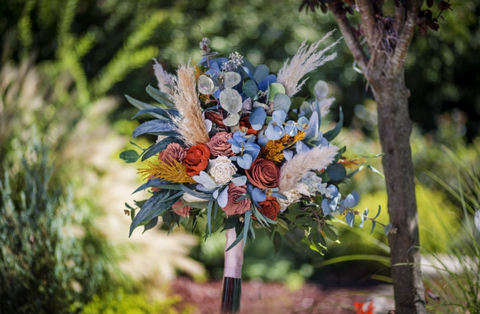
top-left (239, 116), bottom-right (258, 135)
top-left (207, 132), bottom-right (235, 157)
top-left (222, 183), bottom-right (251, 216)
top-left (159, 142), bottom-right (186, 164)
top-left (258, 196), bottom-right (280, 221)
top-left (246, 158), bottom-right (280, 189)
top-left (172, 199), bottom-right (191, 217)
top-left (183, 144), bottom-right (210, 176)
top-left (205, 111), bottom-right (226, 128)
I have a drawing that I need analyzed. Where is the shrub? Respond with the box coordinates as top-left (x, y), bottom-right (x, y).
top-left (0, 140), bottom-right (112, 314)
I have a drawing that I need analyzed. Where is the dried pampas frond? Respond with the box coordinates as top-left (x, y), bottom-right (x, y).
top-left (153, 59), bottom-right (175, 95)
top-left (277, 30), bottom-right (341, 97)
top-left (172, 64), bottom-right (210, 146)
top-left (279, 145), bottom-right (338, 193)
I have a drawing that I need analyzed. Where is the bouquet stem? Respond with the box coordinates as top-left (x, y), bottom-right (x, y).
top-left (221, 228), bottom-right (243, 313)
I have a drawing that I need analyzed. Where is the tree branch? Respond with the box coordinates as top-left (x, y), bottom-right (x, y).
top-left (356, 0), bottom-right (378, 48)
top-left (391, 0), bottom-right (423, 74)
top-left (328, 5), bottom-right (369, 74)
top-left (394, 0), bottom-right (407, 35)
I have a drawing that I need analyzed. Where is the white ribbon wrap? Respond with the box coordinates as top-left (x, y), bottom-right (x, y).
top-left (223, 228), bottom-right (244, 279)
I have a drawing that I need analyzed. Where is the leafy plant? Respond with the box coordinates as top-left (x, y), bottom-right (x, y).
top-left (83, 289), bottom-right (194, 314)
top-left (0, 138), bottom-right (113, 314)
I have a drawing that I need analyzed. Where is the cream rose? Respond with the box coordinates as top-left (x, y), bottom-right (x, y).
top-left (278, 183), bottom-right (310, 212)
top-left (208, 156), bottom-right (237, 185)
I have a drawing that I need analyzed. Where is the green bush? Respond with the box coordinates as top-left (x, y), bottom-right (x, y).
top-left (0, 139), bottom-right (112, 314)
top-left (83, 290), bottom-right (194, 314)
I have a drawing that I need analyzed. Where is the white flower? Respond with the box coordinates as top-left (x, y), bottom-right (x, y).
top-left (208, 156), bottom-right (237, 185)
top-left (301, 171), bottom-right (328, 195)
top-left (183, 193), bottom-right (207, 203)
top-left (278, 183), bottom-right (310, 212)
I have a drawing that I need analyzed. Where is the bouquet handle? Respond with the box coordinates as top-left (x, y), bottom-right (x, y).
top-left (221, 228), bottom-right (243, 313)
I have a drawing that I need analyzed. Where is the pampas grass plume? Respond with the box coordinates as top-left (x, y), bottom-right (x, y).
top-left (172, 64), bottom-right (210, 146)
top-left (279, 145), bottom-right (338, 193)
top-left (153, 59), bottom-right (174, 95)
top-left (277, 30), bottom-right (341, 97)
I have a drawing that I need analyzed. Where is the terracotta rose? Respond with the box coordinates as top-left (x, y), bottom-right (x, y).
top-left (206, 132), bottom-right (235, 157)
top-left (158, 142), bottom-right (186, 164)
top-left (258, 196), bottom-right (281, 221)
top-left (183, 144), bottom-right (210, 176)
top-left (245, 158), bottom-right (280, 189)
top-left (172, 199), bottom-right (191, 217)
top-left (222, 183), bottom-right (251, 216)
top-left (239, 116), bottom-right (259, 135)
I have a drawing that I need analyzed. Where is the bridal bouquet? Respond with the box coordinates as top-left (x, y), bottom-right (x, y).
top-left (121, 31), bottom-right (390, 313)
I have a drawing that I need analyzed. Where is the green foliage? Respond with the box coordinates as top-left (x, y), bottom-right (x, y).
top-left (422, 153), bottom-right (480, 314)
top-left (0, 140), bottom-right (113, 314)
top-left (82, 290), bottom-right (194, 314)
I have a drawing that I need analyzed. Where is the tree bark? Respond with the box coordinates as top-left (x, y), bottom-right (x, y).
top-left (372, 72), bottom-right (426, 314)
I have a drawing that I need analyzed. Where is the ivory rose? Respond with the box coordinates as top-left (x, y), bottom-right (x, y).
top-left (246, 158), bottom-right (280, 189)
top-left (208, 156), bottom-right (237, 185)
top-left (183, 144), bottom-right (210, 176)
top-left (278, 183), bottom-right (310, 212)
top-left (207, 132), bottom-right (235, 157)
top-left (222, 183), bottom-right (251, 216)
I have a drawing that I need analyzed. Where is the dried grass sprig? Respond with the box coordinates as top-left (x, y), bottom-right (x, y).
top-left (153, 59), bottom-right (175, 95)
top-left (138, 159), bottom-right (195, 183)
top-left (172, 64), bottom-right (210, 146)
top-left (279, 145), bottom-right (338, 193)
top-left (277, 30), bottom-right (341, 97)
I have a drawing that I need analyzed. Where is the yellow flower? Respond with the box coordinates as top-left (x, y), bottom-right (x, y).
top-left (265, 140), bottom-right (285, 163)
top-left (263, 131), bottom-right (307, 163)
top-left (137, 159), bottom-right (195, 183)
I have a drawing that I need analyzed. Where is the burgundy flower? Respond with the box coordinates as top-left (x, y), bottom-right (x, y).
top-left (205, 111), bottom-right (226, 128)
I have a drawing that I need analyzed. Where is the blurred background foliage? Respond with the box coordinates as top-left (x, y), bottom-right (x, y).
top-left (0, 0), bottom-right (479, 313)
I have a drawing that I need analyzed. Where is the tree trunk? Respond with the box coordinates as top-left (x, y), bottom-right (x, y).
top-left (372, 71), bottom-right (426, 314)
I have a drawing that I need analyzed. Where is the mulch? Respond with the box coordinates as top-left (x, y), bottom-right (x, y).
top-left (169, 277), bottom-right (376, 314)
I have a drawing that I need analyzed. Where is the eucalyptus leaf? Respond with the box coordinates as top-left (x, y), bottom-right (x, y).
top-left (224, 72), bottom-right (242, 88)
top-left (253, 65), bottom-right (269, 83)
top-left (267, 83), bottom-right (286, 101)
top-left (326, 163), bottom-right (346, 181)
top-left (120, 150), bottom-right (140, 163)
top-left (223, 113), bottom-right (240, 126)
top-left (273, 93), bottom-right (291, 112)
top-left (243, 80), bottom-right (258, 100)
top-left (219, 88), bottom-right (243, 114)
top-left (198, 75), bottom-right (216, 95)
